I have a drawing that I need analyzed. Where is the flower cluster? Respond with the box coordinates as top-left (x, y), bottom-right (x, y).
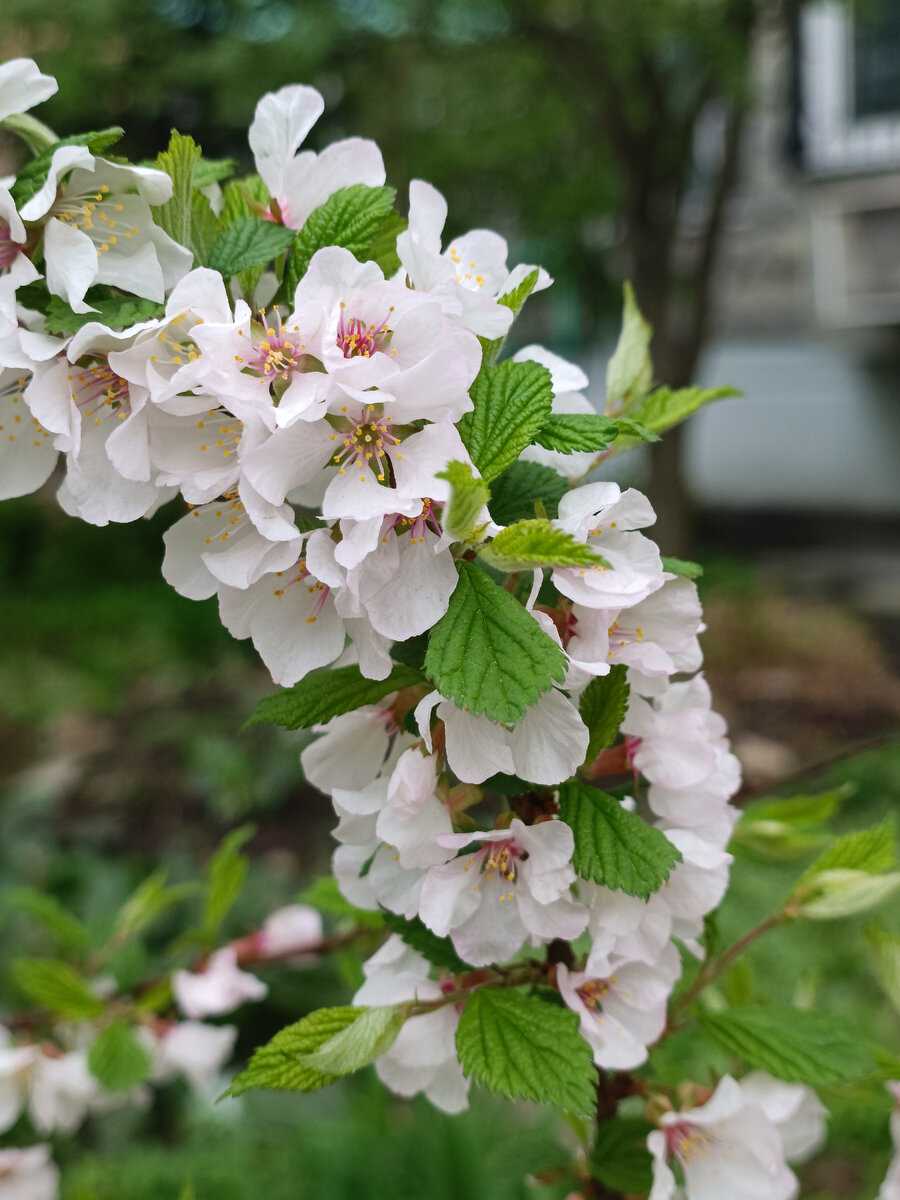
top-left (7, 55), bottom-right (893, 1200)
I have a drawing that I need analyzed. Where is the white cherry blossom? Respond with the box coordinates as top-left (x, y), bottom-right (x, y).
top-left (418, 818), bottom-right (587, 966)
top-left (0, 1145), bottom-right (59, 1200)
top-left (648, 1074), bottom-right (798, 1200)
top-left (173, 946), bottom-right (268, 1019)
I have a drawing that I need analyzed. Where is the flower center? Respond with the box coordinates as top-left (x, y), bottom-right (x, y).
top-left (330, 405), bottom-right (402, 483)
top-left (665, 1120), bottom-right (709, 1164)
top-left (271, 556), bottom-right (330, 623)
top-left (385, 499), bottom-right (442, 544)
top-left (69, 363), bottom-right (130, 426)
top-left (484, 842), bottom-right (519, 883)
top-left (0, 222), bottom-right (19, 269)
top-left (336, 306), bottom-right (393, 359)
top-left (575, 978), bottom-right (610, 1012)
top-left (51, 183), bottom-right (137, 256)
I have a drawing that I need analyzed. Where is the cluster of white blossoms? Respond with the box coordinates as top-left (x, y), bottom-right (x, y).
top-left (8, 55), bottom-right (897, 1200)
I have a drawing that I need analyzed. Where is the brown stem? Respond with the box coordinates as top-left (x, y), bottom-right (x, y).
top-left (668, 910), bottom-right (787, 1028)
top-left (736, 731), bottom-right (900, 802)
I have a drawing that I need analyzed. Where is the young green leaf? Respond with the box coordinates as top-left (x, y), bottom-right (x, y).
top-left (455, 988), bottom-right (596, 1116)
top-left (579, 666), bottom-right (629, 765)
top-left (12, 958), bottom-right (105, 1019)
top-left (478, 267), bottom-right (541, 366)
top-left (208, 215), bottom-right (297, 279)
top-left (436, 460), bottom-right (491, 542)
top-left (287, 184), bottom-right (397, 294)
top-left (204, 824), bottom-right (255, 936)
top-left (299, 1005), bottom-right (404, 1078)
top-left (457, 360), bottom-right (554, 483)
top-left (41, 293), bottom-right (165, 337)
top-left (606, 282), bottom-right (653, 409)
top-left (424, 562), bottom-right (567, 725)
top-left (698, 1007), bottom-right (875, 1085)
top-left (609, 416), bottom-right (660, 443)
top-left (626, 384), bottom-right (739, 436)
top-left (533, 413), bottom-right (619, 454)
top-left (190, 191), bottom-right (222, 267)
top-left (227, 1007), bottom-right (366, 1097)
top-left (192, 156), bottom-right (235, 188)
top-left (480, 519), bottom-right (608, 571)
top-left (114, 870), bottom-right (200, 941)
top-left (7, 887), bottom-right (91, 951)
top-left (245, 663), bottom-right (424, 731)
top-left (155, 130), bottom-right (202, 250)
top-left (799, 815), bottom-right (897, 880)
top-left (558, 781), bottom-right (681, 899)
top-left (380, 911), bottom-right (472, 973)
top-left (792, 870), bottom-right (900, 920)
top-left (866, 926), bottom-right (900, 1015)
top-left (88, 1019), bottom-right (153, 1092)
top-left (591, 1117), bottom-right (655, 1195)
top-left (488, 461), bottom-right (568, 525)
top-left (660, 556), bottom-right (704, 580)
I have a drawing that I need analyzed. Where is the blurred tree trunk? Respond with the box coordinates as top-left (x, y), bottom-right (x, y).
top-left (517, 0), bottom-right (765, 555)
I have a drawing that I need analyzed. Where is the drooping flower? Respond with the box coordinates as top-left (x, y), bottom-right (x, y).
top-left (648, 1075), bottom-right (798, 1200)
top-left (0, 1144), bottom-right (59, 1200)
top-left (172, 946), bottom-right (268, 1019)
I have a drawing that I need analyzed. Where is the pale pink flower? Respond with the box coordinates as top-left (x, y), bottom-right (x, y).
top-left (0, 1145), bottom-right (58, 1200)
top-left (173, 947), bottom-right (268, 1019)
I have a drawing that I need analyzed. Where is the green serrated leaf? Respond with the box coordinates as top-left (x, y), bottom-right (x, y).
top-left (155, 131), bottom-right (201, 250)
top-left (221, 175), bottom-right (270, 225)
top-left (606, 282), bottom-right (653, 409)
top-left (488, 461), bottom-right (568, 525)
top-left (579, 666), bottom-right (629, 765)
top-left (297, 876), bottom-right (384, 929)
top-left (800, 816), bottom-right (897, 881)
top-left (481, 519), bottom-right (608, 571)
top-left (699, 1007), bottom-right (875, 1085)
top-left (208, 215), bottom-right (296, 280)
top-left (204, 824), bottom-right (255, 935)
top-left (299, 1005), bottom-right (404, 1077)
top-left (626, 384), bottom-right (739, 437)
top-left (381, 911), bottom-right (472, 973)
top-left (455, 988), bottom-right (595, 1115)
top-left (247, 663), bottom-right (424, 732)
top-left (533, 413), bottom-right (619, 454)
top-left (591, 1117), bottom-right (655, 1195)
top-left (193, 157), bottom-right (235, 189)
top-left (367, 209), bottom-right (406, 277)
top-left (12, 957), bottom-right (105, 1019)
top-left (42, 293), bottom-right (165, 337)
top-left (558, 781), bottom-right (681, 899)
top-left (7, 887), bottom-right (90, 951)
top-left (458, 360), bottom-right (554, 483)
top-left (88, 1019), bottom-right (153, 1092)
top-left (227, 1006), bottom-right (362, 1097)
top-left (610, 416), bottom-right (660, 443)
top-left (287, 184), bottom-right (396, 295)
top-left (424, 562), bottom-right (566, 725)
top-left (480, 773), bottom-right (535, 796)
top-left (660, 556), bottom-right (704, 580)
top-left (436, 460), bottom-right (490, 542)
top-left (10, 128), bottom-right (124, 206)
